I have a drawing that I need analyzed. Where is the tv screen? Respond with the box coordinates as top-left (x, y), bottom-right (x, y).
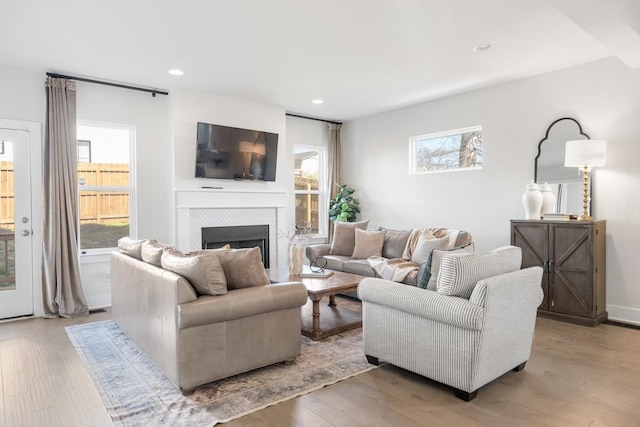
top-left (195, 122), bottom-right (278, 181)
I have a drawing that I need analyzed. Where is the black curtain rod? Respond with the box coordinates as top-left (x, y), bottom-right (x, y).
top-left (46, 72), bottom-right (169, 96)
top-left (286, 112), bottom-right (342, 125)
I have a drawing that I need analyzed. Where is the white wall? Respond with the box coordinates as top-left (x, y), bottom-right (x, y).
top-left (171, 90), bottom-right (289, 193)
top-left (286, 115), bottom-right (330, 148)
top-left (75, 81), bottom-right (172, 308)
top-left (342, 58), bottom-right (640, 325)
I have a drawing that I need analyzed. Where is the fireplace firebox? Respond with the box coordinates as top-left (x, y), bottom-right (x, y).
top-left (201, 225), bottom-right (270, 267)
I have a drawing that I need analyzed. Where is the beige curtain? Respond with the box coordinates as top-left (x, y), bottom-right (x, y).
top-left (327, 123), bottom-right (342, 242)
top-left (42, 77), bottom-right (89, 318)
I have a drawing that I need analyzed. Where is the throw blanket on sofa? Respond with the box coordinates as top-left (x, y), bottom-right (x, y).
top-left (367, 257), bottom-right (419, 282)
top-left (368, 228), bottom-right (462, 283)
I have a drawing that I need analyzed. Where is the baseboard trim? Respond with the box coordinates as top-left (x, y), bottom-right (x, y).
top-left (606, 304), bottom-right (640, 327)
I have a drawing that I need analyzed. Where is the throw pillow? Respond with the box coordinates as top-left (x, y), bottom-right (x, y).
top-left (213, 247), bottom-right (271, 290)
top-left (351, 229), bottom-right (387, 259)
top-left (161, 248), bottom-right (228, 296)
top-left (436, 246), bottom-right (522, 299)
top-left (423, 243), bottom-right (475, 290)
top-left (380, 229), bottom-right (412, 259)
top-left (410, 230), bottom-right (449, 264)
top-left (117, 236), bottom-right (147, 260)
top-left (141, 239), bottom-right (171, 267)
top-left (329, 220), bottom-right (369, 256)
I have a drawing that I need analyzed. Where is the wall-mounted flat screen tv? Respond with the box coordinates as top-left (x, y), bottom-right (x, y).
top-left (195, 122), bottom-right (278, 181)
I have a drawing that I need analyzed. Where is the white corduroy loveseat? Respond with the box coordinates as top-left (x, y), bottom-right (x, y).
top-left (358, 246), bottom-right (543, 401)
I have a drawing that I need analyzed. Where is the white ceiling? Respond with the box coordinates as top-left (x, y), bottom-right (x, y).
top-left (2, 0), bottom-right (639, 121)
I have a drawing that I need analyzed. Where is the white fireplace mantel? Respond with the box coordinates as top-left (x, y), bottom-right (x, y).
top-left (175, 188), bottom-right (289, 267)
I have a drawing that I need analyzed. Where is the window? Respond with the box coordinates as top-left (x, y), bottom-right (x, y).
top-left (294, 146), bottom-right (326, 236)
top-left (0, 141), bottom-right (4, 155)
top-left (77, 139), bottom-right (91, 163)
top-left (410, 125), bottom-right (483, 174)
top-left (77, 122), bottom-right (136, 252)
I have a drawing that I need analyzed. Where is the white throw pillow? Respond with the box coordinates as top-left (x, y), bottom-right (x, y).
top-left (410, 230), bottom-right (449, 264)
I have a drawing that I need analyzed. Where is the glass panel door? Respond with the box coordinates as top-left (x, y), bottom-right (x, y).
top-left (0, 128), bottom-right (33, 319)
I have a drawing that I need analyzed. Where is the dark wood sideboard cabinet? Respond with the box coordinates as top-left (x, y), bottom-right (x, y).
top-left (510, 219), bottom-right (607, 326)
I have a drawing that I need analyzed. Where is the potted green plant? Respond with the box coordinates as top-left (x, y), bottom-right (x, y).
top-left (329, 183), bottom-right (360, 222)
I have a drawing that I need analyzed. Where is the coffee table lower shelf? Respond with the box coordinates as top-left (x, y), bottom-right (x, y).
top-left (301, 298), bottom-right (362, 341)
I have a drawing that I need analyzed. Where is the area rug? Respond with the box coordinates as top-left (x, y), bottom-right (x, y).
top-left (66, 320), bottom-right (376, 427)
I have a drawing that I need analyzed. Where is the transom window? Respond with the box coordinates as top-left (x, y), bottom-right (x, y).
top-left (410, 125), bottom-right (483, 174)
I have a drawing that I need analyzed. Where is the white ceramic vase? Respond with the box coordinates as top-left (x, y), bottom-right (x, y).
top-left (522, 181), bottom-right (543, 220)
top-left (540, 182), bottom-right (557, 215)
top-left (288, 245), bottom-right (305, 275)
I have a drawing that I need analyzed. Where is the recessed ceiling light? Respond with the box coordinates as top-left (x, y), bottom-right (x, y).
top-left (472, 43), bottom-right (493, 52)
top-left (312, 99), bottom-right (324, 104)
top-left (168, 69), bottom-right (184, 76)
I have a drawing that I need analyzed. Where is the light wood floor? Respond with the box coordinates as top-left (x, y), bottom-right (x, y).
top-left (1, 308), bottom-right (639, 427)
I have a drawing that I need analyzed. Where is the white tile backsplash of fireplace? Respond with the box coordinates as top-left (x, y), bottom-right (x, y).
top-left (175, 189), bottom-right (289, 268)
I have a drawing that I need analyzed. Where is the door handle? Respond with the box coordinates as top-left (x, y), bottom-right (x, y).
top-left (21, 230), bottom-right (30, 236)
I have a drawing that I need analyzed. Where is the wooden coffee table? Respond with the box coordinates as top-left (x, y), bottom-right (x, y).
top-left (267, 268), bottom-right (366, 341)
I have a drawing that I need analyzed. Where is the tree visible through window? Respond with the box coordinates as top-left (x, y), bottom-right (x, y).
top-left (410, 126), bottom-right (483, 174)
top-left (77, 122), bottom-right (135, 251)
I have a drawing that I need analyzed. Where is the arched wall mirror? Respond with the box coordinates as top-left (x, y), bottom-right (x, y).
top-left (534, 118), bottom-right (589, 215)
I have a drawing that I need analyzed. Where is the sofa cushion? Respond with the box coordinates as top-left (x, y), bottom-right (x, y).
top-left (381, 229), bottom-right (412, 259)
top-left (329, 220), bottom-right (369, 256)
top-left (322, 255), bottom-right (349, 272)
top-left (141, 239), bottom-right (171, 267)
top-left (351, 229), bottom-right (386, 259)
top-left (161, 248), bottom-right (228, 296)
top-left (410, 230), bottom-right (449, 264)
top-left (423, 243), bottom-right (475, 290)
top-left (436, 246), bottom-right (522, 298)
top-left (117, 236), bottom-right (147, 260)
top-left (342, 259), bottom-right (376, 277)
top-left (213, 247), bottom-right (271, 290)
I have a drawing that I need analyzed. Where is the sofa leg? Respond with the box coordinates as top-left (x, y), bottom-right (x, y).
top-left (180, 388), bottom-right (195, 396)
top-left (365, 355), bottom-right (379, 365)
top-left (454, 388), bottom-right (478, 402)
top-left (512, 361), bottom-right (527, 372)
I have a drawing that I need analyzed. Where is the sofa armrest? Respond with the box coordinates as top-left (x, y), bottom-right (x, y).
top-left (358, 278), bottom-right (483, 331)
top-left (306, 244), bottom-right (331, 262)
top-left (179, 282), bottom-right (308, 328)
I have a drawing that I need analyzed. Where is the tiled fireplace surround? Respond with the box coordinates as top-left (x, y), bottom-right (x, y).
top-left (175, 189), bottom-right (288, 268)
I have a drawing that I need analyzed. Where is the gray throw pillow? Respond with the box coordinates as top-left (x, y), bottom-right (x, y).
top-left (161, 248), bottom-right (228, 296)
top-left (436, 246), bottom-right (522, 298)
top-left (381, 229), bottom-right (412, 259)
top-left (329, 220), bottom-right (369, 256)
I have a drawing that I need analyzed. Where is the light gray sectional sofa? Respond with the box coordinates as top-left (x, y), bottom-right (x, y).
top-left (111, 238), bottom-right (308, 394)
top-left (306, 221), bottom-right (472, 286)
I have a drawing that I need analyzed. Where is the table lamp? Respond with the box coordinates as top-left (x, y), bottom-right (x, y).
top-left (564, 139), bottom-right (607, 220)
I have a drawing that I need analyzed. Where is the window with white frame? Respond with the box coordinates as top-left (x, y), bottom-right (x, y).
top-left (410, 125), bottom-right (483, 174)
top-left (77, 121), bottom-right (136, 252)
top-left (294, 146), bottom-right (326, 236)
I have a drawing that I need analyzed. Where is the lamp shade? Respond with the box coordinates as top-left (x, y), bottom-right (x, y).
top-left (564, 139), bottom-right (607, 167)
